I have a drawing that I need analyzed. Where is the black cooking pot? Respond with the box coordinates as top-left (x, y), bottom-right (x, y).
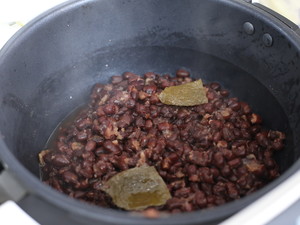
top-left (0, 0), bottom-right (300, 224)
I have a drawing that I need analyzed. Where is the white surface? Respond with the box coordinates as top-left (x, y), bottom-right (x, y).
top-left (0, 201), bottom-right (40, 225)
top-left (260, 0), bottom-right (300, 25)
top-left (0, 0), bottom-right (67, 23)
top-left (0, 0), bottom-right (67, 49)
top-left (220, 170), bottom-right (300, 225)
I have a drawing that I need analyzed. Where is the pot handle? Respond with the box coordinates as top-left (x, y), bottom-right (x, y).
top-left (0, 168), bottom-right (41, 224)
top-left (0, 200), bottom-right (40, 225)
top-left (248, 1), bottom-right (300, 34)
top-left (0, 165), bottom-right (101, 225)
top-left (0, 168), bottom-right (27, 203)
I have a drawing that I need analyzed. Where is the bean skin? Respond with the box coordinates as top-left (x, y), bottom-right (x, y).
top-left (143, 85), bottom-right (157, 94)
top-left (111, 75), bottom-right (123, 84)
top-left (228, 158), bottom-right (242, 168)
top-left (103, 103), bottom-right (119, 115)
top-left (76, 131), bottom-right (88, 141)
top-left (62, 171), bottom-right (78, 184)
top-left (51, 154), bottom-right (70, 167)
top-left (210, 82), bottom-right (221, 91)
top-left (176, 69), bottom-right (190, 78)
top-left (213, 152), bottom-right (224, 168)
top-left (220, 89), bottom-right (229, 97)
top-left (103, 140), bottom-right (121, 154)
top-left (85, 140), bottom-right (96, 151)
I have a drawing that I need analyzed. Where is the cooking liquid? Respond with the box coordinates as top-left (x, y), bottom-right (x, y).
top-left (39, 104), bottom-right (88, 179)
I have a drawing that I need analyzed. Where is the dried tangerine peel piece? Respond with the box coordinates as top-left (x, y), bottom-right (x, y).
top-left (101, 165), bottom-right (171, 210)
top-left (159, 79), bottom-right (208, 106)
top-left (38, 149), bottom-right (50, 166)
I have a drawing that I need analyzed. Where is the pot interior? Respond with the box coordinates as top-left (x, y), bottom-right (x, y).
top-left (0, 0), bottom-right (300, 224)
top-left (7, 45), bottom-right (294, 177)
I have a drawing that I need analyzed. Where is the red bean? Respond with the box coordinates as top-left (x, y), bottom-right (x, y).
top-left (158, 122), bottom-right (172, 131)
top-left (144, 119), bottom-right (153, 130)
top-left (135, 103), bottom-right (147, 115)
top-left (111, 75), bottom-right (123, 84)
top-left (76, 131), bottom-right (87, 141)
top-left (176, 69), bottom-right (190, 78)
top-left (103, 140), bottom-right (121, 154)
top-left (210, 82), bottom-right (221, 91)
top-left (222, 127), bottom-right (234, 141)
top-left (209, 120), bottom-right (223, 129)
top-left (125, 98), bottom-right (136, 108)
top-left (174, 187), bottom-right (191, 198)
top-left (144, 72), bottom-right (156, 79)
top-left (213, 182), bottom-right (227, 196)
top-left (199, 167), bottom-right (214, 184)
top-left (228, 99), bottom-right (241, 111)
top-left (272, 139), bottom-right (284, 151)
top-left (220, 108), bottom-right (232, 120)
top-left (52, 154), bottom-right (70, 167)
top-left (194, 191), bottom-right (207, 208)
top-left (135, 117), bottom-right (145, 127)
top-left (228, 158), bottom-right (242, 168)
top-left (62, 171), bottom-right (78, 184)
top-left (220, 89), bottom-right (229, 97)
top-left (203, 103), bottom-right (214, 114)
top-left (85, 140), bottom-right (96, 151)
top-left (240, 102), bottom-right (251, 114)
top-left (249, 113), bottom-right (262, 124)
top-left (143, 85), bottom-right (157, 94)
top-left (103, 103), bottom-right (119, 115)
top-left (221, 165), bottom-right (231, 177)
top-left (138, 91), bottom-right (149, 100)
top-left (149, 94), bottom-right (160, 104)
top-left (123, 72), bottom-right (139, 80)
top-left (213, 152), bottom-right (224, 168)
top-left (188, 151), bottom-right (210, 167)
top-left (93, 161), bottom-right (112, 177)
top-left (226, 182), bottom-right (239, 199)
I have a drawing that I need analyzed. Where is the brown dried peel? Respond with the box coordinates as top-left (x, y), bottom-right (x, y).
top-left (158, 79), bottom-right (208, 106)
top-left (101, 165), bottom-right (171, 210)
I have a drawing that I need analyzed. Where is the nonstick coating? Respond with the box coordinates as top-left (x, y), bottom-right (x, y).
top-left (0, 0), bottom-right (300, 224)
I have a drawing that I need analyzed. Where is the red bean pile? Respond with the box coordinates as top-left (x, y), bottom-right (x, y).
top-left (39, 70), bottom-right (285, 213)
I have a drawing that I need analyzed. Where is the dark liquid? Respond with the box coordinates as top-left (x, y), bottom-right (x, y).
top-left (45, 104), bottom-right (88, 150)
top-left (39, 105), bottom-right (88, 179)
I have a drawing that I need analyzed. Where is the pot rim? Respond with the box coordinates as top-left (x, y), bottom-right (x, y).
top-left (0, 0), bottom-right (300, 224)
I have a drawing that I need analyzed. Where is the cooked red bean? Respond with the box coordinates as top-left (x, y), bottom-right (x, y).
top-left (76, 131), bottom-right (88, 141)
top-left (62, 171), bottom-right (78, 184)
top-left (39, 70), bottom-right (285, 214)
top-left (212, 152), bottom-right (224, 168)
top-left (111, 75), bottom-right (123, 84)
top-left (176, 69), bottom-right (190, 78)
top-left (220, 89), bottom-right (229, 97)
top-left (85, 140), bottom-right (96, 151)
top-left (51, 154), bottom-right (70, 167)
top-left (103, 103), bottom-right (119, 115)
top-left (103, 140), bottom-right (121, 154)
top-left (209, 82), bottom-right (221, 91)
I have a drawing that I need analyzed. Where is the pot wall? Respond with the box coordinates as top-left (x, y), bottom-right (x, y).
top-left (0, 0), bottom-right (300, 224)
